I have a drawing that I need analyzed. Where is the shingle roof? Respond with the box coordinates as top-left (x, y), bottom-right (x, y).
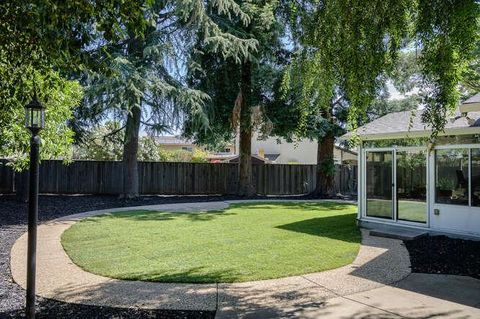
top-left (463, 93), bottom-right (480, 105)
top-left (264, 153), bottom-right (280, 161)
top-left (341, 109), bottom-right (480, 140)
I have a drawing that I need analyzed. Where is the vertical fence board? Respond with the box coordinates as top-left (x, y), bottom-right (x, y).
top-left (0, 160), bottom-right (14, 193)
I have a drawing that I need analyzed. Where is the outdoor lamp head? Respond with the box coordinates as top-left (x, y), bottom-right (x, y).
top-left (25, 93), bottom-right (45, 134)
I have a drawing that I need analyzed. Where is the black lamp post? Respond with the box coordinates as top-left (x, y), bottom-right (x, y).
top-left (24, 93), bottom-right (45, 319)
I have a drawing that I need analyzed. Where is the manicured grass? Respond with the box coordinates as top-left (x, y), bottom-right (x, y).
top-left (61, 202), bottom-right (360, 283)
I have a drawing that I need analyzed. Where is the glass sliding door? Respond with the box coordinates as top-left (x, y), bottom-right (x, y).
top-left (396, 150), bottom-right (427, 223)
top-left (366, 151), bottom-right (393, 219)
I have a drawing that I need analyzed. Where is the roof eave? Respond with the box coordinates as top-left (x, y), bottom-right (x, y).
top-left (459, 101), bottom-right (480, 113)
top-left (340, 126), bottom-right (480, 142)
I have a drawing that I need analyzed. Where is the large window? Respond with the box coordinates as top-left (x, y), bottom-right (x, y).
top-left (435, 149), bottom-right (469, 206)
top-left (471, 149), bottom-right (480, 207)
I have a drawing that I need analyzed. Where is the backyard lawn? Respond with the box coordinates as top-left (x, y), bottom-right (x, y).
top-left (61, 202), bottom-right (360, 283)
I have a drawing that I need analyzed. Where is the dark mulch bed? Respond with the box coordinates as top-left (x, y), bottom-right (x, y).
top-left (0, 301), bottom-right (213, 319)
top-left (405, 235), bottom-right (480, 280)
top-left (0, 193), bottom-right (313, 319)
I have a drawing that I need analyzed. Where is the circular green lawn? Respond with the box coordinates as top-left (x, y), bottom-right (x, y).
top-left (61, 202), bottom-right (360, 283)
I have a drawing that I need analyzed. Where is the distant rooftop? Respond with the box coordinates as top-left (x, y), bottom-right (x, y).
top-left (154, 136), bottom-right (194, 145)
top-left (460, 93), bottom-right (480, 112)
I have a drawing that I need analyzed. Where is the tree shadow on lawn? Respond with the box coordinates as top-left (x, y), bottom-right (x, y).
top-left (86, 202), bottom-right (354, 224)
top-left (231, 201), bottom-right (355, 211)
top-left (275, 213), bottom-right (361, 243)
top-left (88, 209), bottom-right (237, 223)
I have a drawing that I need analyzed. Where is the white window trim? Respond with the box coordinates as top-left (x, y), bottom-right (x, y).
top-left (362, 146), bottom-right (429, 226)
top-left (433, 144), bottom-right (480, 208)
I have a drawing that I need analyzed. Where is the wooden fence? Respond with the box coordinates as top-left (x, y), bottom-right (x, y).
top-left (0, 160), bottom-right (357, 196)
top-left (0, 160), bottom-right (14, 194)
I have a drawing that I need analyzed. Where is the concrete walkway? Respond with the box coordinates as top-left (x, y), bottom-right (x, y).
top-left (10, 200), bottom-right (480, 318)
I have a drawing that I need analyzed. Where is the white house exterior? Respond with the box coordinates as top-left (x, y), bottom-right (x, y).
top-left (237, 132), bottom-right (357, 164)
top-left (342, 93), bottom-right (480, 238)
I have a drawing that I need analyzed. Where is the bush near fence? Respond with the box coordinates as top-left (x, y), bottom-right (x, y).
top-left (0, 159), bottom-right (357, 196)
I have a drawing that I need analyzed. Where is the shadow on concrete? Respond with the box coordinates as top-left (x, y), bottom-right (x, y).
top-left (215, 283), bottom-right (463, 319)
top-left (118, 266), bottom-right (244, 284)
top-left (393, 273), bottom-right (480, 309)
top-left (348, 234), bottom-right (480, 309)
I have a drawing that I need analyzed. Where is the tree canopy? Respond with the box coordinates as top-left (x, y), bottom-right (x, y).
top-left (283, 0), bottom-right (479, 141)
top-left (0, 68), bottom-right (82, 170)
top-left (184, 0), bottom-right (286, 145)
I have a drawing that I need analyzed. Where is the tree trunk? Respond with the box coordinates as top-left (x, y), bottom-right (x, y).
top-left (122, 105), bottom-right (141, 198)
top-left (120, 34), bottom-right (143, 199)
top-left (237, 60), bottom-right (254, 197)
top-left (314, 100), bottom-right (337, 197)
top-left (314, 133), bottom-right (336, 197)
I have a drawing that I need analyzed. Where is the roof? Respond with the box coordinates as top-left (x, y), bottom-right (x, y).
top-left (154, 136), bottom-right (194, 146)
top-left (264, 153), bottom-right (280, 161)
top-left (460, 93), bottom-right (480, 113)
top-left (341, 106), bottom-right (480, 141)
top-left (335, 145), bottom-right (357, 155)
top-left (224, 154), bottom-right (268, 164)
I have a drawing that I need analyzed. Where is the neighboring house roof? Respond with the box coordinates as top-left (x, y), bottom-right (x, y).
top-left (264, 153), bottom-right (280, 162)
top-left (335, 145), bottom-right (357, 156)
top-left (341, 108), bottom-right (480, 141)
top-left (224, 155), bottom-right (268, 164)
top-left (460, 93), bottom-right (480, 112)
top-left (154, 136), bottom-right (194, 146)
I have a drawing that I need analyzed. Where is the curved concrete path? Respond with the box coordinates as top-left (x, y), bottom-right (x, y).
top-left (10, 200), bottom-right (480, 318)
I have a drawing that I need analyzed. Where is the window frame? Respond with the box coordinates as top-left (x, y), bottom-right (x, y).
top-left (434, 144), bottom-right (480, 207)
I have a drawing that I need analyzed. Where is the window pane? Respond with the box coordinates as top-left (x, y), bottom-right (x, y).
top-left (435, 149), bottom-right (469, 205)
top-left (397, 150), bottom-right (427, 223)
top-left (366, 151), bottom-right (393, 219)
top-left (471, 149), bottom-right (480, 206)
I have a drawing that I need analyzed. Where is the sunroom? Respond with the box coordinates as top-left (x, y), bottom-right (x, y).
top-left (342, 94), bottom-right (480, 238)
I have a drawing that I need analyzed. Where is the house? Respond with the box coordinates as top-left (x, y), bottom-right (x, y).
top-left (236, 132), bottom-right (357, 164)
top-left (341, 93), bottom-right (480, 238)
top-left (154, 136), bottom-right (201, 152)
top-left (155, 133), bottom-right (357, 165)
top-left (154, 135), bottom-right (235, 154)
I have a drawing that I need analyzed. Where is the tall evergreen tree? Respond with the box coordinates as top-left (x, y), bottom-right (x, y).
top-left (76, 0), bottom-right (258, 198)
top-left (185, 0), bottom-right (286, 196)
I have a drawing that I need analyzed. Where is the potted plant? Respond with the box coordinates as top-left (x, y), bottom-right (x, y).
top-left (437, 178), bottom-right (454, 198)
